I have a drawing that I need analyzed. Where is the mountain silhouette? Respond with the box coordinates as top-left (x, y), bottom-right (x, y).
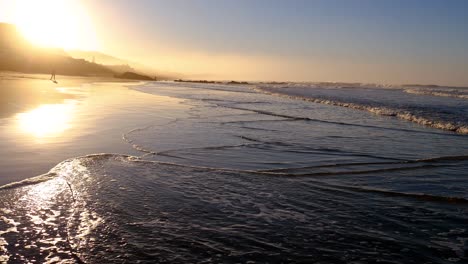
top-left (0, 23), bottom-right (113, 76)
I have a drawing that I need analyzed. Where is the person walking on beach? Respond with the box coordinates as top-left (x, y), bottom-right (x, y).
top-left (50, 69), bottom-right (56, 81)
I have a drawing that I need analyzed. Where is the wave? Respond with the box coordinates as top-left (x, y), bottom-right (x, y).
top-left (272, 164), bottom-right (450, 177)
top-left (1, 153), bottom-right (467, 263)
top-left (319, 182), bottom-right (468, 205)
top-left (355, 186), bottom-right (468, 204)
top-left (221, 100), bottom-right (466, 137)
top-left (0, 154), bottom-right (133, 190)
top-left (0, 172), bottom-right (58, 190)
top-left (259, 154), bottom-right (468, 173)
top-left (256, 85), bottom-right (468, 134)
top-left (2, 153), bottom-right (467, 194)
top-left (404, 88), bottom-right (468, 100)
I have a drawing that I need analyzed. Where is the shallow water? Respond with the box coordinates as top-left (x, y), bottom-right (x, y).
top-left (0, 77), bottom-right (185, 185)
top-left (1, 79), bottom-right (467, 263)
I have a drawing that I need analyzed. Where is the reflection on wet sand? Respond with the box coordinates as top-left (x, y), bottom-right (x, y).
top-left (0, 75), bottom-right (78, 120)
top-left (16, 101), bottom-right (77, 139)
top-left (0, 73), bottom-right (184, 185)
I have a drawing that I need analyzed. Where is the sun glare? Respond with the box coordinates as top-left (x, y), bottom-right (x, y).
top-left (12, 0), bottom-right (98, 50)
top-left (17, 102), bottom-right (76, 139)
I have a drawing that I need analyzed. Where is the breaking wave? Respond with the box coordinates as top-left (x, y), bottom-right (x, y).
top-left (403, 86), bottom-right (468, 100)
top-left (256, 84), bottom-right (468, 134)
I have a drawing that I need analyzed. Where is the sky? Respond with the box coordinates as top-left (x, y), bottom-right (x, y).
top-left (1, 0), bottom-right (468, 85)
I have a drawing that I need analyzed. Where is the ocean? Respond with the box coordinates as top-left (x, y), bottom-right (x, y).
top-left (1, 79), bottom-right (467, 263)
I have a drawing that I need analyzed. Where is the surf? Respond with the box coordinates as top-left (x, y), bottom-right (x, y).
top-left (256, 83), bottom-right (468, 134)
top-left (1, 153), bottom-right (467, 263)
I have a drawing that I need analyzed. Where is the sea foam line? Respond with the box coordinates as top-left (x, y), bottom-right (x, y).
top-left (404, 88), bottom-right (468, 100)
top-left (1, 153), bottom-right (467, 207)
top-left (255, 86), bottom-right (468, 135)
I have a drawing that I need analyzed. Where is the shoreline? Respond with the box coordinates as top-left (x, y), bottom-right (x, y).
top-left (0, 75), bottom-right (175, 185)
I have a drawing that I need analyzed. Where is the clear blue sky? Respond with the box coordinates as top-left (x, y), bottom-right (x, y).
top-left (101, 0), bottom-right (468, 58)
top-left (4, 0), bottom-right (468, 84)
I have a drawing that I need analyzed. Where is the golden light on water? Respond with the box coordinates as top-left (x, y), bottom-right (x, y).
top-left (17, 102), bottom-right (76, 139)
top-left (12, 0), bottom-right (98, 50)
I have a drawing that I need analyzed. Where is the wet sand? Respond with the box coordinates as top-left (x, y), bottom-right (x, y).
top-left (0, 72), bottom-right (183, 185)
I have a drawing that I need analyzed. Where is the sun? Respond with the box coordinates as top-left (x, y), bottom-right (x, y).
top-left (12, 0), bottom-right (99, 50)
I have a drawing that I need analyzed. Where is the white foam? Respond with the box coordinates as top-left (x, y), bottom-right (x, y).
top-left (256, 85), bottom-right (468, 135)
top-left (0, 172), bottom-right (58, 190)
top-left (404, 88), bottom-right (468, 100)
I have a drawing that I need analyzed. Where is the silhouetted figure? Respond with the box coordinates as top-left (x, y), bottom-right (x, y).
top-left (50, 69), bottom-right (56, 81)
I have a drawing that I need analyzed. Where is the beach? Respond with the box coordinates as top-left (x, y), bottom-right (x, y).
top-left (0, 73), bottom-right (183, 185)
top-left (1, 74), bottom-right (467, 263)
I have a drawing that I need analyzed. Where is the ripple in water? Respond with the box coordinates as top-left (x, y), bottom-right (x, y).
top-left (1, 155), bottom-right (467, 263)
top-left (1, 81), bottom-right (468, 263)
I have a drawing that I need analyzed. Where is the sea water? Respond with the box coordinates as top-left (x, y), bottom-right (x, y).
top-left (1, 81), bottom-right (467, 263)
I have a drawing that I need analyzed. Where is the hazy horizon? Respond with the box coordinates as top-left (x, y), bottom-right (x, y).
top-left (1, 0), bottom-right (468, 85)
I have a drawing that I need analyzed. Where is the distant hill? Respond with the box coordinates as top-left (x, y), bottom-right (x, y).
top-left (115, 71), bottom-right (154, 81)
top-left (0, 23), bottom-right (180, 80)
top-left (0, 23), bottom-right (113, 76)
top-left (67, 50), bottom-right (179, 80)
top-left (67, 50), bottom-right (133, 67)
top-left (67, 50), bottom-right (136, 74)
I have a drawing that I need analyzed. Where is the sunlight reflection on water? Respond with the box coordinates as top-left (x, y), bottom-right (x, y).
top-left (0, 159), bottom-right (106, 263)
top-left (16, 100), bottom-right (77, 140)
